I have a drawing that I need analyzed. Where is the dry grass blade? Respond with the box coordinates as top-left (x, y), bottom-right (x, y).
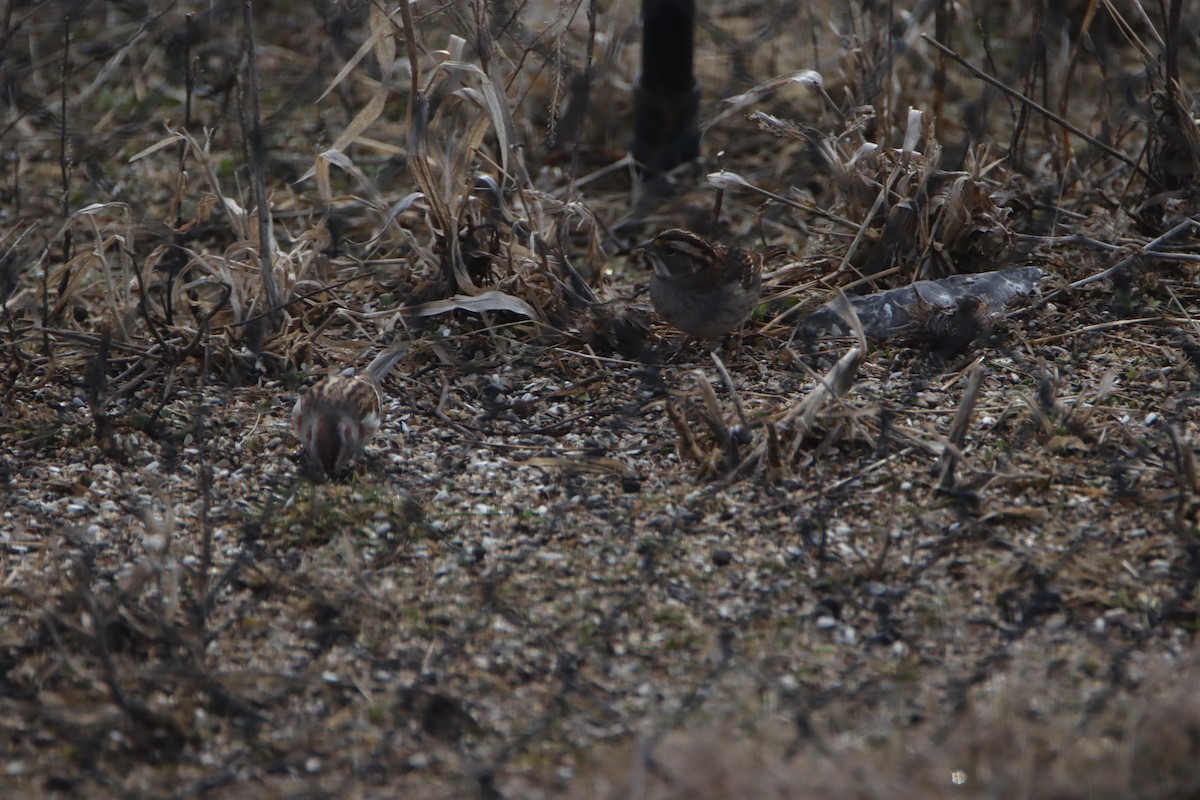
top-left (776, 292), bottom-right (867, 464)
top-left (368, 192), bottom-right (427, 245)
top-left (665, 396), bottom-right (703, 466)
top-left (127, 132), bottom-right (188, 163)
top-left (526, 455), bottom-right (631, 475)
top-left (141, 128), bottom-right (250, 241)
top-left (709, 351), bottom-right (750, 431)
top-left (440, 60), bottom-right (511, 179)
top-left (707, 169), bottom-right (857, 230)
top-left (1167, 423), bottom-right (1198, 496)
top-left (298, 4), bottom-right (396, 188)
top-left (301, 91), bottom-right (389, 190)
top-left (316, 5), bottom-right (393, 103)
top-left (706, 69), bottom-right (829, 133)
top-left (404, 289), bottom-right (543, 322)
top-left (408, 96), bottom-right (465, 289)
top-left (8, 1), bottom-right (1200, 797)
top-left (694, 370), bottom-right (734, 462)
top-left (312, 147), bottom-right (382, 206)
top-left (781, 344), bottom-right (863, 458)
top-left (1061, 367), bottom-right (1117, 432)
top-left (937, 362), bottom-right (984, 491)
top-left (1102, 0), bottom-right (1163, 54)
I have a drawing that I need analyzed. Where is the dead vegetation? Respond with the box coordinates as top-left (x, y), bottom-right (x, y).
top-left (3, 0), bottom-right (1200, 797)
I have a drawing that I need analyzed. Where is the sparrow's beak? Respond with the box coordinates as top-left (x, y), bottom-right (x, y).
top-left (628, 238), bottom-right (655, 267)
top-left (628, 238), bottom-right (672, 278)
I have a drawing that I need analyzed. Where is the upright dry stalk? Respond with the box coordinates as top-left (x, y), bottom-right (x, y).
top-left (48, 15), bottom-right (73, 357)
top-left (241, 0), bottom-right (282, 329)
top-left (565, 0), bottom-right (598, 198)
top-left (399, 0), bottom-right (467, 294)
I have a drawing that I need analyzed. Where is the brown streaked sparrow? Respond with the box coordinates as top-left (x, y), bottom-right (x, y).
top-left (292, 345), bottom-right (408, 476)
top-left (637, 229), bottom-right (783, 339)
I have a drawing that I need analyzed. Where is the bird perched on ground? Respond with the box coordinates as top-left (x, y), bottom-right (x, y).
top-left (292, 345), bottom-right (408, 476)
top-left (637, 229), bottom-right (783, 339)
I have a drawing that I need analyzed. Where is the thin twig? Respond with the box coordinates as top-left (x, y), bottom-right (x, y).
top-left (938, 362), bottom-right (983, 491)
top-left (1067, 217), bottom-right (1200, 290)
top-left (921, 33), bottom-right (1152, 184)
top-left (709, 351), bottom-right (750, 430)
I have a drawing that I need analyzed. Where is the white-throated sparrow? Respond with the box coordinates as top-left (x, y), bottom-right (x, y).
top-left (637, 229), bottom-right (780, 339)
top-left (292, 345), bottom-right (408, 476)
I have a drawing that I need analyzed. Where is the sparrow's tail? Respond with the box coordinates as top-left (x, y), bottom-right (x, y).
top-left (362, 343), bottom-right (410, 382)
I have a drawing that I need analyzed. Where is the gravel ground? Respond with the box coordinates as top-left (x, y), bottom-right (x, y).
top-left (4, 1), bottom-right (1200, 797)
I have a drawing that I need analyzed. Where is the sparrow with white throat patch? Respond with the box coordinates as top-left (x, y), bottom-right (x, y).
top-left (636, 229), bottom-right (783, 339)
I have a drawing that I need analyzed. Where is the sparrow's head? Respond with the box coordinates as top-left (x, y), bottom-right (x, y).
top-left (636, 229), bottom-right (723, 281)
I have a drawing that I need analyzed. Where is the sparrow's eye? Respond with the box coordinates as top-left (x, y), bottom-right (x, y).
top-left (660, 244), bottom-right (678, 255)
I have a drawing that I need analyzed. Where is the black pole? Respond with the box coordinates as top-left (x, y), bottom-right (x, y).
top-left (632, 0), bottom-right (700, 173)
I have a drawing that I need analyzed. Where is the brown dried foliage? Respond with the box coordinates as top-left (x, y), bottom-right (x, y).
top-left (3, 1), bottom-right (1200, 798)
